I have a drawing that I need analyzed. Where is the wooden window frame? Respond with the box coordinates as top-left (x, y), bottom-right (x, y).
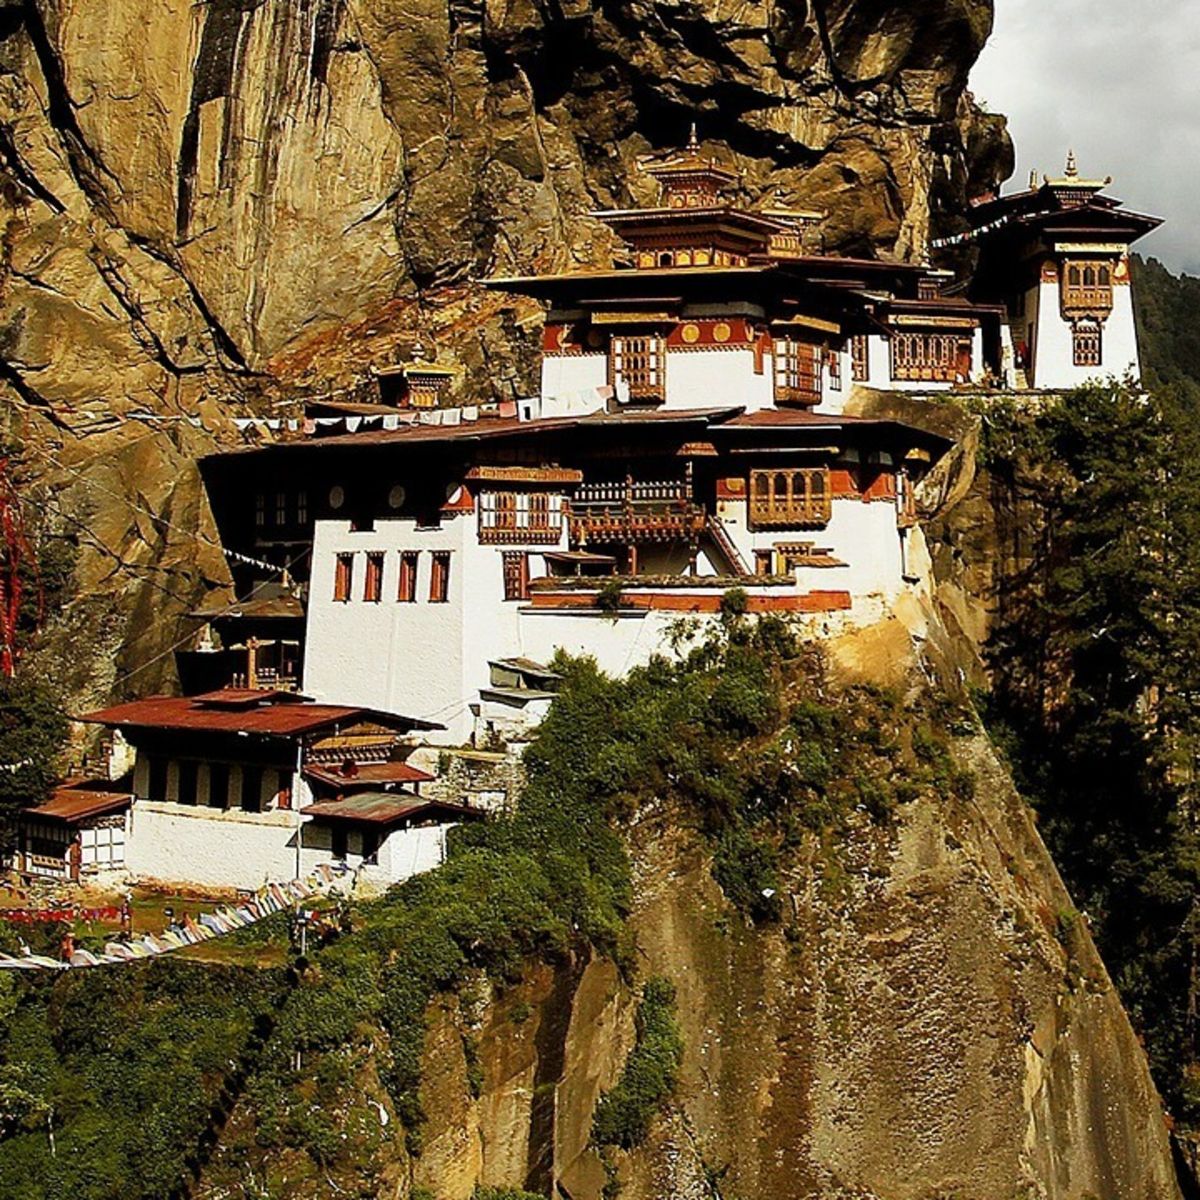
top-left (333, 553), bottom-right (354, 603)
top-left (296, 490), bottom-right (308, 525)
top-left (753, 549), bottom-right (774, 577)
top-left (429, 551), bottom-right (451, 603)
top-left (398, 551), bottom-right (419, 602)
top-left (1061, 258), bottom-right (1115, 315)
top-left (748, 468), bottom-right (832, 529)
top-left (364, 552), bottom-right (385, 603)
top-left (1072, 321), bottom-right (1103, 368)
top-left (609, 333), bottom-right (666, 403)
top-left (772, 337), bottom-right (821, 406)
top-left (828, 349), bottom-right (842, 392)
top-left (502, 551), bottom-right (531, 601)
top-left (495, 492), bottom-right (518, 530)
top-left (890, 332), bottom-right (969, 383)
top-left (255, 493), bottom-right (265, 528)
top-left (479, 491), bottom-right (562, 544)
top-left (275, 491), bottom-right (287, 526)
top-left (851, 334), bottom-right (869, 382)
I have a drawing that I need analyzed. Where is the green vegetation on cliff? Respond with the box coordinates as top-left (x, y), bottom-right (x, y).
top-left (592, 977), bottom-right (683, 1150)
top-left (1133, 256), bottom-right (1200, 408)
top-left (978, 379), bottom-right (1200, 1117)
top-left (0, 617), bottom-right (977, 1197)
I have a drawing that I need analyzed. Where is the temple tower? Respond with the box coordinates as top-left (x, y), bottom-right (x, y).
top-left (968, 152), bottom-right (1161, 388)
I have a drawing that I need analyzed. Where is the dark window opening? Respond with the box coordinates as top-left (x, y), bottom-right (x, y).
top-left (177, 760), bottom-right (198, 806)
top-left (241, 766), bottom-right (263, 813)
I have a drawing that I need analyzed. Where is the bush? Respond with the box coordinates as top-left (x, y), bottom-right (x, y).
top-left (592, 978), bottom-right (683, 1149)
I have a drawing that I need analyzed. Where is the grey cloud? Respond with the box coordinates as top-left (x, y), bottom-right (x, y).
top-left (971, 0), bottom-right (1200, 273)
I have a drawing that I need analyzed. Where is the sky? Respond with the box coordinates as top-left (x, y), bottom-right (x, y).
top-left (970, 0), bottom-right (1200, 275)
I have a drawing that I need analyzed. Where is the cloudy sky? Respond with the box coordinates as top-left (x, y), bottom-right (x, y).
top-left (970, 0), bottom-right (1200, 275)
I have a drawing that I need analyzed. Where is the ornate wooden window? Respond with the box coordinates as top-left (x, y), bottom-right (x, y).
top-left (397, 551), bottom-right (419, 602)
top-left (890, 333), bottom-right (968, 383)
top-left (479, 492), bottom-right (563, 544)
top-left (296, 490), bottom-right (308, 525)
top-left (1062, 260), bottom-right (1114, 315)
top-left (1072, 321), bottom-right (1103, 367)
top-left (364, 552), bottom-right (384, 603)
top-left (773, 338), bottom-right (821, 406)
top-left (753, 549), bottom-right (773, 576)
top-left (748, 468), bottom-right (832, 529)
top-left (495, 492), bottom-right (518, 530)
top-left (429, 551), bottom-right (451, 603)
top-left (275, 491), bottom-right (287, 526)
top-left (333, 553), bottom-right (354, 602)
top-left (609, 334), bottom-right (665, 402)
top-left (502, 551), bottom-right (530, 601)
top-left (851, 335), bottom-right (869, 382)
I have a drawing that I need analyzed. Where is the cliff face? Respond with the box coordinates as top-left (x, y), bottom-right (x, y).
top-left (205, 721), bottom-right (1176, 1200)
top-left (2, 0), bottom-right (1010, 695)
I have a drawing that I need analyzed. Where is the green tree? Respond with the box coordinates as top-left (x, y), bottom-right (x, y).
top-left (983, 379), bottom-right (1200, 1114)
top-left (0, 679), bottom-right (66, 848)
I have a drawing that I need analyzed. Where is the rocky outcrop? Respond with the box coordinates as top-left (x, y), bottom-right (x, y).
top-left (1, 0), bottom-right (1010, 696)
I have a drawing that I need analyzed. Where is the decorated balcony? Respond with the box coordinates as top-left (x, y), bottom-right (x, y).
top-left (568, 479), bottom-right (707, 546)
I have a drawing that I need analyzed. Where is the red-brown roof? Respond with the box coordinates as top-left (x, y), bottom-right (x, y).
top-left (78, 694), bottom-right (441, 736)
top-left (301, 792), bottom-right (484, 825)
top-left (27, 782), bottom-right (132, 824)
top-left (303, 762), bottom-right (435, 791)
top-left (718, 409), bottom-right (878, 428)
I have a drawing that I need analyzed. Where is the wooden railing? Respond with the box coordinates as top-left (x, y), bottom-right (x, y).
top-left (572, 480), bottom-right (689, 509)
top-left (569, 479), bottom-right (704, 545)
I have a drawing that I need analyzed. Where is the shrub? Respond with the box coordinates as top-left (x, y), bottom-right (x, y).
top-left (592, 978), bottom-right (683, 1149)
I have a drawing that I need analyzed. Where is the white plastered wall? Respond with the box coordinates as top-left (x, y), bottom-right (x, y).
top-left (304, 515), bottom-right (568, 742)
top-left (127, 801), bottom-right (303, 890)
top-left (713, 491), bottom-right (910, 612)
top-left (542, 353), bottom-right (607, 402)
top-left (663, 347), bottom-right (773, 412)
top-left (1031, 280), bottom-right (1140, 388)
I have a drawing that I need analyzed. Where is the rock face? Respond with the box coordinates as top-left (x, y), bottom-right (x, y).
top-left (1, 0), bottom-right (1010, 695)
top-left (288, 721), bottom-right (1176, 1200)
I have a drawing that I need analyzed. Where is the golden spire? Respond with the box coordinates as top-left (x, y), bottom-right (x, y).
top-left (687, 122), bottom-right (699, 151)
top-left (1065, 149), bottom-right (1078, 178)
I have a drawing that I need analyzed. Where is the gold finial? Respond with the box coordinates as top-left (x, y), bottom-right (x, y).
top-left (1029, 168), bottom-right (1038, 190)
top-left (687, 122), bottom-right (699, 151)
top-left (1065, 149), bottom-right (1078, 178)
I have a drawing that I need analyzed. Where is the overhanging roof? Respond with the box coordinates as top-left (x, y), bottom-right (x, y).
top-left (25, 782), bottom-right (133, 824)
top-left (301, 792), bottom-right (483, 825)
top-left (78, 693), bottom-right (442, 736)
